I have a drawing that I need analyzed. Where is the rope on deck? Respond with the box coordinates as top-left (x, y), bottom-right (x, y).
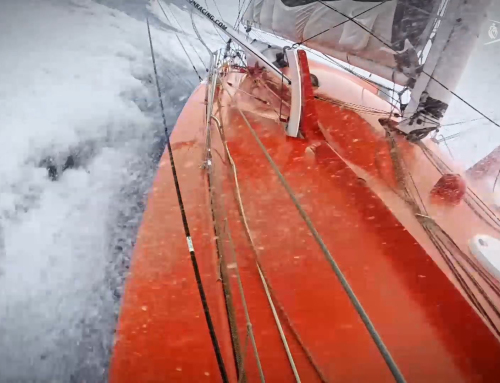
top-left (213, 110), bottom-right (301, 382)
top-left (222, 82), bottom-right (407, 383)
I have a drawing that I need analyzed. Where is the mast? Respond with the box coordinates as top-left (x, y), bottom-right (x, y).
top-left (399, 0), bottom-right (493, 137)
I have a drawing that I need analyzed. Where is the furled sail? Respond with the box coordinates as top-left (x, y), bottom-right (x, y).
top-left (242, 0), bottom-right (440, 85)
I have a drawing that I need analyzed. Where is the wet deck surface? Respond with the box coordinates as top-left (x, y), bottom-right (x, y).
top-left (111, 69), bottom-right (500, 382)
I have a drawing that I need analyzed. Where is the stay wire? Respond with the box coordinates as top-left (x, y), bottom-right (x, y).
top-left (234, 0), bottom-right (251, 29)
top-left (159, 0), bottom-right (208, 70)
top-left (249, 27), bottom-right (401, 108)
top-left (294, 1), bottom-right (390, 47)
top-left (420, 142), bottom-right (500, 215)
top-left (420, 72), bottom-right (500, 130)
top-left (191, 9), bottom-right (214, 56)
top-left (418, 143), bottom-right (500, 232)
top-left (202, 0), bottom-right (227, 43)
top-left (146, 17), bottom-right (229, 383)
top-left (157, 0), bottom-right (203, 81)
top-left (210, 0), bottom-right (224, 21)
top-left (387, 131), bottom-right (500, 335)
top-left (320, 53), bottom-right (401, 107)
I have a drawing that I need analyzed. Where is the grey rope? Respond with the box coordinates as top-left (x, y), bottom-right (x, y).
top-left (224, 86), bottom-right (406, 383)
top-left (156, 0), bottom-right (203, 81)
top-left (214, 110), bottom-right (300, 382)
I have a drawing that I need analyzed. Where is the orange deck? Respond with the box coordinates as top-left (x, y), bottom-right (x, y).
top-left (110, 57), bottom-right (500, 382)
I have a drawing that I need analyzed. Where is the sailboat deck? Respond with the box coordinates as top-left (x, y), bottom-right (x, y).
top-left (110, 63), bottom-right (500, 382)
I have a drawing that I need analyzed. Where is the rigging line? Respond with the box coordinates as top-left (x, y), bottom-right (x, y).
top-left (419, 140), bottom-right (500, 232)
top-left (210, 0), bottom-right (224, 20)
top-left (224, 220), bottom-right (266, 383)
top-left (318, 53), bottom-right (401, 107)
top-left (249, 27), bottom-right (401, 108)
top-left (237, 333), bottom-right (250, 383)
top-left (423, 225), bottom-right (495, 327)
top-left (177, 34), bottom-right (203, 81)
top-left (159, 0), bottom-right (208, 70)
top-left (234, 0), bottom-right (250, 29)
top-left (388, 132), bottom-right (500, 332)
top-left (207, 108), bottom-right (265, 382)
top-left (317, 1), bottom-right (392, 50)
top-left (257, 266), bottom-right (302, 383)
top-left (439, 116), bottom-right (497, 128)
top-left (215, 106), bottom-right (327, 382)
top-left (315, 97), bottom-right (395, 116)
top-left (157, 0), bottom-right (203, 81)
top-left (246, 24), bottom-right (402, 108)
top-left (221, 112), bottom-right (328, 383)
top-left (191, 10), bottom-right (213, 55)
top-left (317, 0), bottom-right (500, 130)
top-left (389, 131), bottom-right (500, 329)
top-left (230, 58), bottom-right (288, 120)
top-left (417, 142), bottom-right (500, 228)
top-left (202, 0), bottom-right (228, 43)
top-left (438, 134), bottom-right (455, 159)
top-left (213, 111), bottom-right (300, 382)
top-left (388, 130), bottom-right (427, 214)
top-left (430, 227), bottom-right (500, 336)
top-left (418, 143), bottom-right (500, 239)
top-left (294, 1), bottom-right (390, 47)
top-left (494, 168), bottom-right (500, 193)
top-left (435, 127), bottom-right (481, 142)
top-left (145, 17), bottom-right (229, 383)
top-left (224, 87), bottom-right (406, 383)
top-left (406, 148), bottom-right (500, 302)
top-left (421, 71), bottom-right (500, 130)
top-left (436, 224), bottom-right (500, 298)
top-left (204, 105), bottom-right (244, 378)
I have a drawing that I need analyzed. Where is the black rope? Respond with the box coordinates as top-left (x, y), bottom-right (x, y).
top-left (159, 0), bottom-right (208, 71)
top-left (418, 142), bottom-right (500, 233)
top-left (293, 1), bottom-right (390, 48)
top-left (157, 0), bottom-right (204, 81)
top-left (234, 0), bottom-right (251, 29)
top-left (146, 17), bottom-right (229, 383)
top-left (494, 168), bottom-right (500, 192)
top-left (210, 0), bottom-right (224, 20)
top-left (420, 71), bottom-right (500, 130)
top-left (387, 130), bottom-right (500, 336)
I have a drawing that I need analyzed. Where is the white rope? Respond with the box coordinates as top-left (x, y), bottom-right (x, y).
top-left (213, 95), bottom-right (301, 382)
top-left (257, 266), bottom-right (302, 383)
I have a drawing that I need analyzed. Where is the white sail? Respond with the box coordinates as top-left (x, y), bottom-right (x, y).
top-left (242, 0), bottom-right (441, 85)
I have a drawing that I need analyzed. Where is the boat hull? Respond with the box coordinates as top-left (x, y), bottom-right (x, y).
top-left (110, 58), bottom-right (500, 382)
